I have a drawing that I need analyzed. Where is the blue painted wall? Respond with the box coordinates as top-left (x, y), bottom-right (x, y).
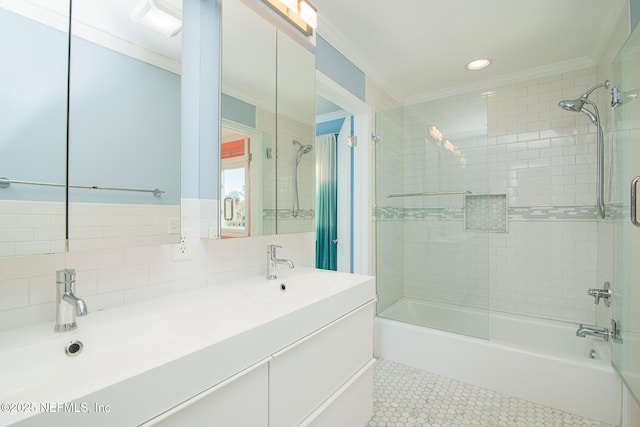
top-left (182, 0), bottom-right (221, 200)
top-left (316, 118), bottom-right (345, 135)
top-left (68, 37), bottom-right (181, 205)
top-left (222, 94), bottom-right (257, 128)
top-left (0, 7), bottom-right (182, 205)
top-left (632, 0), bottom-right (639, 32)
top-left (0, 8), bottom-right (68, 203)
top-left (315, 35), bottom-right (365, 102)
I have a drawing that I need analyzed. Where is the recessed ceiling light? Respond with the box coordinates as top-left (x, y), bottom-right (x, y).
top-left (466, 58), bottom-right (491, 71)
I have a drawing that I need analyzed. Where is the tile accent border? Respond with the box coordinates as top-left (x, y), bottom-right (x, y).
top-left (263, 209), bottom-right (315, 220)
top-left (374, 204), bottom-right (603, 222)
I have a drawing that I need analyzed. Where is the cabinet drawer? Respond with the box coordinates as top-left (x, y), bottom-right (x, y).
top-left (143, 361), bottom-right (269, 427)
top-left (269, 301), bottom-right (375, 427)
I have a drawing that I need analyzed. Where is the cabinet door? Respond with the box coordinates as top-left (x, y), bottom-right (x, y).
top-left (145, 361), bottom-right (269, 427)
top-left (269, 302), bottom-right (375, 427)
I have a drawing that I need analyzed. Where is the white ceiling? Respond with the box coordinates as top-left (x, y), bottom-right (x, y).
top-left (313, 0), bottom-right (625, 103)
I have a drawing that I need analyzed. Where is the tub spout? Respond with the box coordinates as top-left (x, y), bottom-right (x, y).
top-left (576, 324), bottom-right (609, 340)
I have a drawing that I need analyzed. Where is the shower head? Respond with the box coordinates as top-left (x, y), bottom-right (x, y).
top-left (558, 98), bottom-right (585, 113)
top-left (558, 80), bottom-right (610, 127)
top-left (293, 140), bottom-right (313, 160)
top-left (558, 80), bottom-right (609, 114)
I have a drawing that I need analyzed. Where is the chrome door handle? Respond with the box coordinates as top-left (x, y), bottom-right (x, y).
top-left (632, 177), bottom-right (640, 227)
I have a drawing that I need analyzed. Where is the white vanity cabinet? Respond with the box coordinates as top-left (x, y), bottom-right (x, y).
top-left (142, 301), bottom-right (375, 427)
top-left (269, 301), bottom-right (376, 427)
top-left (142, 361), bottom-right (269, 427)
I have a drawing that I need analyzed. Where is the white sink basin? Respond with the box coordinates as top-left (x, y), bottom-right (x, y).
top-left (243, 268), bottom-right (365, 303)
top-left (0, 267), bottom-right (375, 426)
top-left (0, 302), bottom-right (218, 410)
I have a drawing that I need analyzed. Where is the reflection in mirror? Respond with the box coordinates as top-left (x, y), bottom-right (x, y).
top-left (221, 0), bottom-right (276, 238)
top-left (276, 31), bottom-right (316, 234)
top-left (0, 0), bottom-right (70, 257)
top-left (221, 120), bottom-right (274, 238)
top-left (67, 0), bottom-right (182, 251)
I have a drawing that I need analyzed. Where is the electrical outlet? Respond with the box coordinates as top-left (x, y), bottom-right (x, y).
top-left (172, 230), bottom-right (192, 261)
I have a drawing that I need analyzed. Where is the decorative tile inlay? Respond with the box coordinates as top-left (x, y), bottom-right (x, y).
top-left (374, 205), bottom-right (604, 222)
top-left (263, 209), bottom-right (315, 219)
top-left (368, 359), bottom-right (615, 427)
top-left (464, 194), bottom-right (508, 232)
top-left (509, 205), bottom-right (600, 221)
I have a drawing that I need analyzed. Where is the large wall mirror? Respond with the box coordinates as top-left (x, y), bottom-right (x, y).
top-left (221, 0), bottom-right (315, 238)
top-left (0, 0), bottom-right (70, 257)
top-left (0, 0), bottom-right (182, 258)
top-left (67, 0), bottom-right (182, 251)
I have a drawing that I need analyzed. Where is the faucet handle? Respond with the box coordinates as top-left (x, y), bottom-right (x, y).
top-left (56, 269), bottom-right (76, 284)
top-left (267, 244), bottom-right (282, 255)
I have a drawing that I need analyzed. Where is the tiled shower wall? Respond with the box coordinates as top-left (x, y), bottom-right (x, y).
top-left (378, 67), bottom-right (608, 325)
top-left (486, 67), bottom-right (602, 324)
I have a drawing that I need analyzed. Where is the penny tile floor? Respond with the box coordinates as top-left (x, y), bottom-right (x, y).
top-left (367, 359), bottom-right (616, 427)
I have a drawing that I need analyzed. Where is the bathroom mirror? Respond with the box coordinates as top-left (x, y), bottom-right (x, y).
top-left (66, 0), bottom-right (182, 251)
top-left (274, 30), bottom-right (316, 234)
top-left (220, 0), bottom-right (315, 238)
top-left (0, 0), bottom-right (70, 257)
top-left (221, 0), bottom-right (277, 238)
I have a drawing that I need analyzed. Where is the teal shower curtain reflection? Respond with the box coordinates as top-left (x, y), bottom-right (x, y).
top-left (315, 134), bottom-right (338, 270)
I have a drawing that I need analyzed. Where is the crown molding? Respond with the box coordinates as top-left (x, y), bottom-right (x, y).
top-left (318, 11), bottom-right (600, 107)
top-left (404, 56), bottom-right (595, 106)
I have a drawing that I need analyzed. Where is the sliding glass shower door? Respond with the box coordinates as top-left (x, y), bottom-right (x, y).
top-left (375, 95), bottom-right (491, 339)
top-left (611, 21), bottom-right (640, 406)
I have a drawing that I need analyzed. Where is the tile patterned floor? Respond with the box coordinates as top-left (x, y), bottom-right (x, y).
top-left (367, 359), bottom-right (617, 427)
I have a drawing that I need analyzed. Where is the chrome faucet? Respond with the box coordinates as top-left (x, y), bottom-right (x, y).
top-left (587, 282), bottom-right (612, 306)
top-left (576, 324), bottom-right (610, 341)
top-left (54, 269), bottom-right (88, 332)
top-left (267, 245), bottom-right (294, 280)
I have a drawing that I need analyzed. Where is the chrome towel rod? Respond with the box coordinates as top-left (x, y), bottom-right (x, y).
top-left (0, 177), bottom-right (164, 197)
top-left (386, 190), bottom-right (471, 198)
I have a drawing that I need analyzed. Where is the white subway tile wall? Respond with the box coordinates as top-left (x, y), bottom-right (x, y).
top-left (68, 203), bottom-right (181, 251)
top-left (377, 67), bottom-right (606, 325)
top-left (0, 201), bottom-right (66, 257)
top-left (0, 198), bottom-right (316, 331)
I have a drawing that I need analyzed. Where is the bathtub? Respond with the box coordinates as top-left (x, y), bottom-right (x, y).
top-left (375, 297), bottom-right (622, 426)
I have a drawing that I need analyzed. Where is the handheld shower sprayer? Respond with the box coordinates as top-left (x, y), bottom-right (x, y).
top-left (557, 80), bottom-right (610, 219)
top-left (558, 80), bottom-right (609, 124)
top-left (291, 140), bottom-right (313, 217)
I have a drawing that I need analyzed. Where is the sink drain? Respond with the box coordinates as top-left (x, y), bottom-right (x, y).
top-left (65, 340), bottom-right (83, 357)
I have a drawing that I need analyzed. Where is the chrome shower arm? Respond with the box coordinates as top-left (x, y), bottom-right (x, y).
top-left (581, 80), bottom-right (610, 99)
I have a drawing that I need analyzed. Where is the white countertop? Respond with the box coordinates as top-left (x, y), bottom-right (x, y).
top-left (0, 267), bottom-right (376, 426)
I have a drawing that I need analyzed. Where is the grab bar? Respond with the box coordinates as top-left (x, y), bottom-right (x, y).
top-left (386, 190), bottom-right (471, 198)
top-left (632, 176), bottom-right (640, 227)
top-left (0, 177), bottom-right (164, 197)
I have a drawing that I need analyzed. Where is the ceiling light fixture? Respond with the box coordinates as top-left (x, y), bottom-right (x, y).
top-left (261, 0), bottom-right (317, 36)
top-left (299, 0), bottom-right (318, 29)
top-left (466, 58), bottom-right (491, 71)
top-left (132, 0), bottom-right (182, 37)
